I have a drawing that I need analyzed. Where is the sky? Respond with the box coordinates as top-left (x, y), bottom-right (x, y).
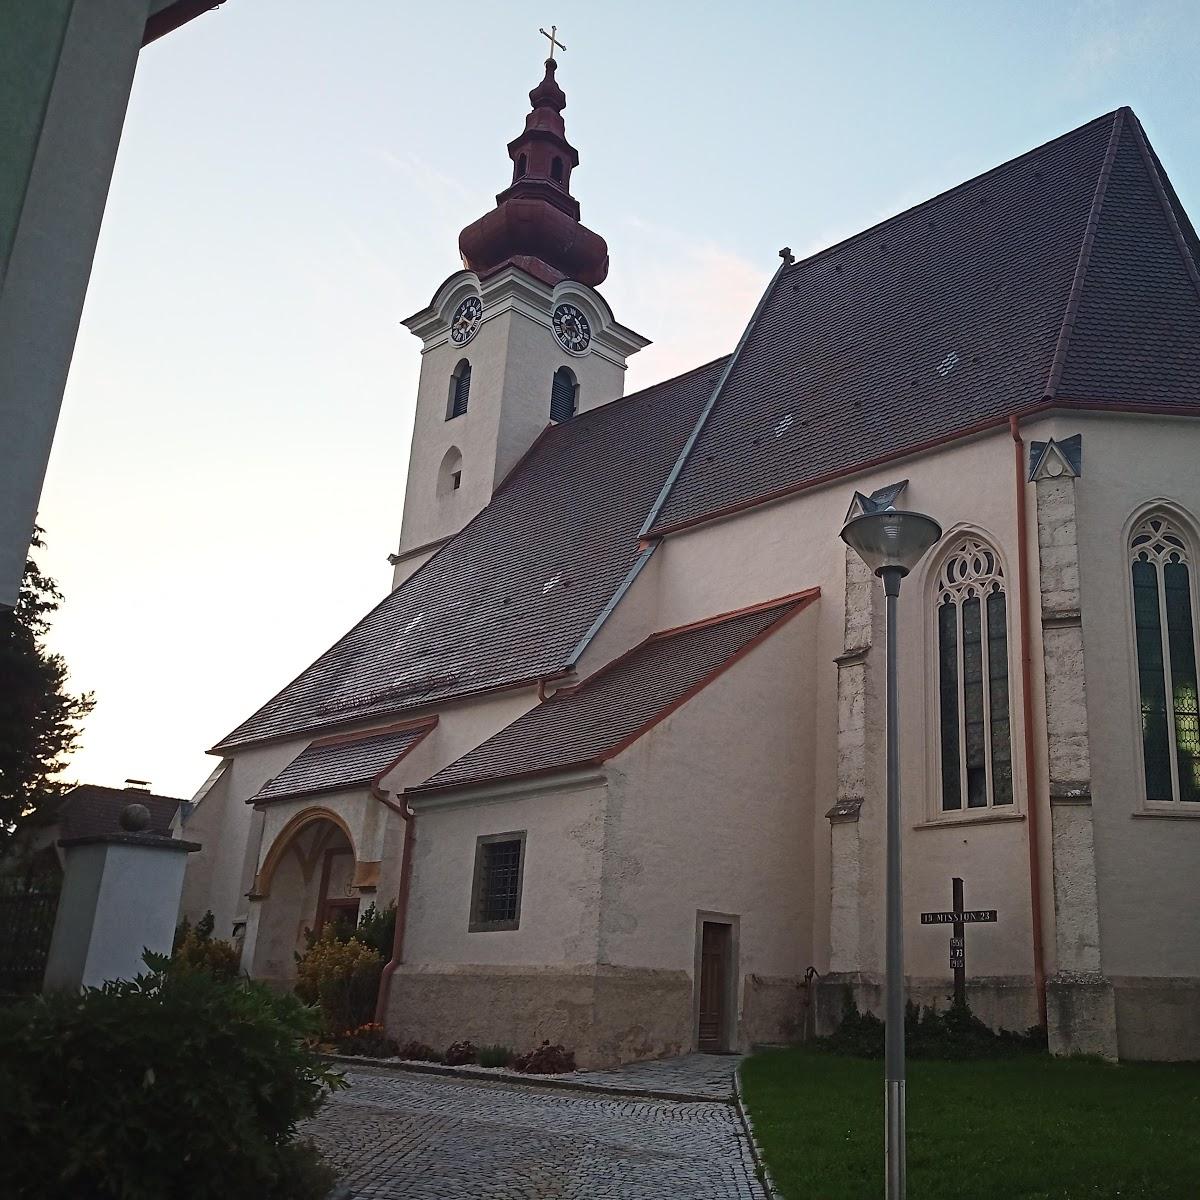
top-left (36, 0), bottom-right (1200, 799)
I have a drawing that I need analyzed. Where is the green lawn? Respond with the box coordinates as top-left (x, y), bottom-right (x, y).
top-left (740, 1047), bottom-right (1200, 1199)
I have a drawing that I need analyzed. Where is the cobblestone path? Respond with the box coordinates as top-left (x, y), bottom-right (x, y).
top-left (302, 1065), bottom-right (765, 1199)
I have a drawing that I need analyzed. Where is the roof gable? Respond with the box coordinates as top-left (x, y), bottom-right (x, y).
top-left (411, 591), bottom-right (816, 795)
top-left (216, 358), bottom-right (726, 751)
top-left (1054, 112), bottom-right (1200, 405)
top-left (649, 108), bottom-right (1200, 534)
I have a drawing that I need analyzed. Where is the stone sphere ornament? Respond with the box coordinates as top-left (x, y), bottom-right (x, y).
top-left (119, 802), bottom-right (153, 833)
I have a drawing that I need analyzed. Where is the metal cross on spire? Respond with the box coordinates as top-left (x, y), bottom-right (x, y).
top-left (538, 25), bottom-right (566, 61)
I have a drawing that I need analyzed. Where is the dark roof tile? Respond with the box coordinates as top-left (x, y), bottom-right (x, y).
top-left (216, 358), bottom-right (727, 750)
top-left (253, 721), bottom-right (434, 804)
top-left (55, 785), bottom-right (182, 840)
top-left (649, 108), bottom-right (1200, 533)
top-left (412, 592), bottom-right (815, 794)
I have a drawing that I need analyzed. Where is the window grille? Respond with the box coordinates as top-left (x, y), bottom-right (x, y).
top-left (550, 367), bottom-right (577, 423)
top-left (935, 538), bottom-right (1013, 810)
top-left (470, 834), bottom-right (525, 931)
top-left (1130, 515), bottom-right (1200, 803)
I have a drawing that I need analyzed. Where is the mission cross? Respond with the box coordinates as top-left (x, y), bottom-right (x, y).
top-left (920, 877), bottom-right (997, 1007)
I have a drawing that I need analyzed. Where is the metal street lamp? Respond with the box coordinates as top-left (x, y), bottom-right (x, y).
top-left (840, 507), bottom-right (942, 1200)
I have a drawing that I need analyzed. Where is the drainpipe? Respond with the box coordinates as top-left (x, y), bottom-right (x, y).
top-left (374, 799), bottom-right (415, 1027)
top-left (1010, 414), bottom-right (1048, 1029)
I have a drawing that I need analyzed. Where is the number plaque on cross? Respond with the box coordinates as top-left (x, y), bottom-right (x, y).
top-left (920, 877), bottom-right (997, 1007)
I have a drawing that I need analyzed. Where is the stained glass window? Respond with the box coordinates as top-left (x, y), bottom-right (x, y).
top-left (936, 539), bottom-right (1014, 811)
top-left (1130, 516), bottom-right (1200, 803)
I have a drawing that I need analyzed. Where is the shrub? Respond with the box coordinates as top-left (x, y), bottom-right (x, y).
top-left (0, 955), bottom-right (344, 1200)
top-left (478, 1044), bottom-right (515, 1068)
top-left (397, 1040), bottom-right (444, 1062)
top-left (821, 992), bottom-right (1045, 1060)
top-left (333, 1023), bottom-right (399, 1058)
top-left (512, 1041), bottom-right (576, 1074)
top-left (444, 1040), bottom-right (478, 1066)
top-left (352, 902), bottom-right (397, 958)
top-left (294, 928), bottom-right (382, 1036)
top-left (171, 909), bottom-right (241, 981)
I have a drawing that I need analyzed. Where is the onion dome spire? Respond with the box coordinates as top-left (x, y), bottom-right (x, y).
top-left (458, 57), bottom-right (609, 288)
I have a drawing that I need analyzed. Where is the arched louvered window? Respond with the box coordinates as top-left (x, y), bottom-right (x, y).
top-left (1130, 514), bottom-right (1200, 803)
top-left (935, 538), bottom-right (1013, 810)
top-left (550, 367), bottom-right (577, 423)
top-left (447, 359), bottom-right (471, 419)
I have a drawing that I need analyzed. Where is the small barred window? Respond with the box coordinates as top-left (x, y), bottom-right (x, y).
top-left (1130, 515), bottom-right (1200, 804)
top-left (469, 833), bottom-right (525, 931)
top-left (935, 538), bottom-right (1014, 811)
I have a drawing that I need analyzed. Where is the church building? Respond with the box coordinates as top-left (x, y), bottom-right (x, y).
top-left (181, 55), bottom-right (1200, 1065)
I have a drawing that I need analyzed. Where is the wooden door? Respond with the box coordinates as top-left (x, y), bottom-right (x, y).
top-left (698, 922), bottom-right (730, 1052)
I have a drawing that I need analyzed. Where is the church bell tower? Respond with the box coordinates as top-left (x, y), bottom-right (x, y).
top-left (391, 50), bottom-right (649, 587)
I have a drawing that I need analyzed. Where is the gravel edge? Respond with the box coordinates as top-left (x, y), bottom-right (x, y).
top-left (733, 1062), bottom-right (784, 1199)
top-left (322, 1053), bottom-right (730, 1105)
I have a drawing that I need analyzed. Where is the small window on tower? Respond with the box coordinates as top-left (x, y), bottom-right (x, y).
top-left (438, 447), bottom-right (463, 497)
top-left (515, 153), bottom-right (527, 180)
top-left (551, 156), bottom-right (564, 182)
top-left (447, 359), bottom-right (471, 419)
top-left (550, 367), bottom-right (577, 422)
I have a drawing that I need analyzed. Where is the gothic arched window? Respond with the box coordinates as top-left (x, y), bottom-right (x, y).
top-left (447, 359), bottom-right (471, 419)
top-left (550, 366), bottom-right (577, 423)
top-left (1130, 514), bottom-right (1200, 804)
top-left (935, 538), bottom-right (1013, 810)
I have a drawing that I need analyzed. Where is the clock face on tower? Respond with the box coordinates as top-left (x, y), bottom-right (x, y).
top-left (450, 296), bottom-right (482, 345)
top-left (552, 303), bottom-right (591, 354)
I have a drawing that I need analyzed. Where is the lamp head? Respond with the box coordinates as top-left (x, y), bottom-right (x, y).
top-left (839, 508), bottom-right (942, 578)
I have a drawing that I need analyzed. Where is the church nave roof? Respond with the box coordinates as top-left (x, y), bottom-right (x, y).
top-left (214, 357), bottom-right (727, 752)
top-left (647, 107), bottom-right (1200, 535)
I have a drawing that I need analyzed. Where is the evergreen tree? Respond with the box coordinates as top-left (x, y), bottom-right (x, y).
top-left (0, 529), bottom-right (94, 844)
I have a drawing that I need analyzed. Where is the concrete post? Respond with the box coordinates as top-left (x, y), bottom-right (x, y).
top-left (43, 804), bottom-right (199, 991)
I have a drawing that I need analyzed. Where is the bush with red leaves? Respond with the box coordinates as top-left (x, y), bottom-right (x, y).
top-left (396, 1040), bottom-right (443, 1062)
top-left (443, 1040), bottom-right (478, 1066)
top-left (512, 1041), bottom-right (576, 1074)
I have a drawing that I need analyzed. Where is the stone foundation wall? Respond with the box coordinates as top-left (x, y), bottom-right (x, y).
top-left (814, 972), bottom-right (1040, 1038)
top-left (740, 973), bottom-right (809, 1048)
top-left (816, 972), bottom-right (1200, 1060)
top-left (386, 964), bottom-right (810, 1067)
top-left (386, 964), bottom-right (691, 1068)
top-left (1112, 977), bottom-right (1200, 1061)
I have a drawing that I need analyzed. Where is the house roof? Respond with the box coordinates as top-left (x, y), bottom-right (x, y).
top-left (215, 357), bottom-right (727, 751)
top-left (251, 720), bottom-right (435, 805)
top-left (648, 107), bottom-right (1200, 535)
top-left (48, 785), bottom-right (183, 840)
top-left (410, 591), bottom-right (816, 796)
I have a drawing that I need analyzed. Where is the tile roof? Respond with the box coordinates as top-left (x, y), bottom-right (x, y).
top-left (411, 591), bottom-right (816, 795)
top-left (52, 785), bottom-right (183, 840)
top-left (252, 721), bottom-right (435, 804)
top-left (648, 108), bottom-right (1200, 534)
top-left (215, 357), bottom-right (727, 751)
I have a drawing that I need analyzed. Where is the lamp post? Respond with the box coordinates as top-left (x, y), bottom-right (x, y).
top-left (839, 506), bottom-right (942, 1200)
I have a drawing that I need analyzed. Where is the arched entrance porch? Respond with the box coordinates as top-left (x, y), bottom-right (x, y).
top-left (247, 809), bottom-right (360, 985)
